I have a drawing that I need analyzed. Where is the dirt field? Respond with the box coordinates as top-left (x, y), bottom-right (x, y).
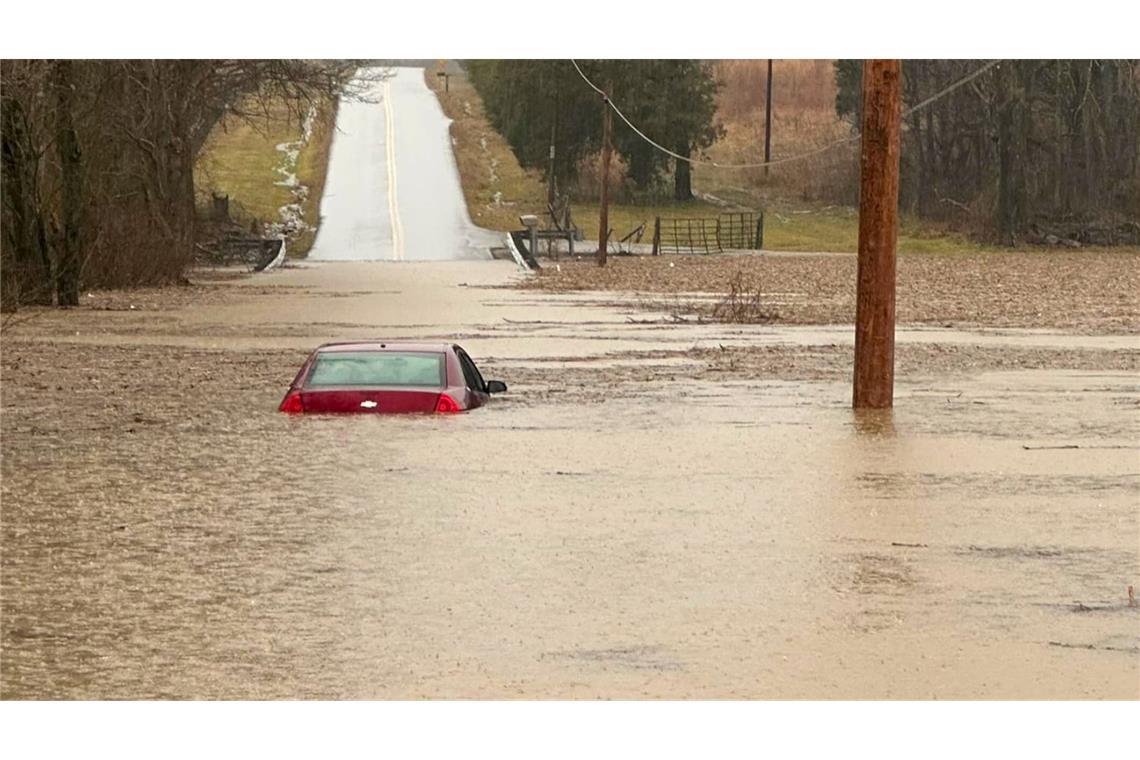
top-left (518, 250), bottom-right (1140, 335)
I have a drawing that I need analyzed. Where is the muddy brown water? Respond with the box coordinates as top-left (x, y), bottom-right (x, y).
top-left (2, 261), bottom-right (1138, 698)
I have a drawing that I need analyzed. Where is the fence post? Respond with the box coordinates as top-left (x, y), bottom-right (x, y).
top-left (755, 213), bottom-right (764, 250)
top-left (652, 217), bottom-right (661, 255)
top-left (212, 193), bottom-right (230, 221)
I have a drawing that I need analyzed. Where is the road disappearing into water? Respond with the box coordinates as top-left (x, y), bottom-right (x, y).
top-left (2, 257), bottom-right (1138, 699)
top-left (1, 63), bottom-right (1137, 700)
top-left (308, 67), bottom-right (499, 262)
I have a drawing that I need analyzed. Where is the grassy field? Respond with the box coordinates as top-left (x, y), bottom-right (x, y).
top-left (425, 69), bottom-right (548, 232)
top-left (555, 199), bottom-right (987, 255)
top-left (754, 203), bottom-right (988, 254)
top-left (571, 200), bottom-right (720, 244)
top-left (425, 66), bottom-right (999, 255)
top-left (195, 97), bottom-right (337, 256)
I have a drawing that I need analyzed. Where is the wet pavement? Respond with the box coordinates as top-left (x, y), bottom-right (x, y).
top-left (2, 260), bottom-right (1138, 699)
top-left (307, 68), bottom-right (499, 262)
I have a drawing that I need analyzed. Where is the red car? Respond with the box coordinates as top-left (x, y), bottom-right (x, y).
top-left (279, 342), bottom-right (507, 414)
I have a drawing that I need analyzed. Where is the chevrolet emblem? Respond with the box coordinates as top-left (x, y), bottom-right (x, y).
top-left (360, 400), bottom-right (378, 408)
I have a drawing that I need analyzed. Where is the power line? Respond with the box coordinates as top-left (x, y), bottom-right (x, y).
top-left (900, 60), bottom-right (1001, 116)
top-left (569, 59), bottom-right (1003, 170)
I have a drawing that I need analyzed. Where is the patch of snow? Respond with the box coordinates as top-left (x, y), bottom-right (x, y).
top-left (265, 104), bottom-right (319, 239)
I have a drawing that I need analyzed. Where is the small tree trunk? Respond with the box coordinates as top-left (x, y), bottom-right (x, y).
top-left (1, 96), bottom-right (53, 307)
top-left (763, 59), bottom-right (773, 179)
top-left (597, 97), bottom-right (612, 267)
top-left (996, 62), bottom-right (1027, 245)
top-left (171, 130), bottom-right (198, 273)
top-left (924, 106), bottom-right (936, 213)
top-left (55, 60), bottom-right (83, 306)
top-left (1052, 60), bottom-right (1064, 213)
top-left (674, 143), bottom-right (693, 201)
top-left (910, 106), bottom-right (928, 214)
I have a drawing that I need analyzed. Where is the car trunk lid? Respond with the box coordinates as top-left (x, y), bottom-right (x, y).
top-left (300, 388), bottom-right (442, 414)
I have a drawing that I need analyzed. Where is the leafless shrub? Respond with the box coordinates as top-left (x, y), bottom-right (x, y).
top-left (707, 270), bottom-right (779, 324)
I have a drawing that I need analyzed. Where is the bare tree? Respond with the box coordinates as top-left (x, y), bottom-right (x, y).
top-left (836, 60), bottom-right (1140, 243)
top-left (1, 59), bottom-right (363, 311)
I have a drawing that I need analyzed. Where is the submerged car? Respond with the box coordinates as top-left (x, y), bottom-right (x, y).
top-left (279, 342), bottom-right (507, 414)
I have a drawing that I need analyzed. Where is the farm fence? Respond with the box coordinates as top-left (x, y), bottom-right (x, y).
top-left (652, 211), bottom-right (764, 255)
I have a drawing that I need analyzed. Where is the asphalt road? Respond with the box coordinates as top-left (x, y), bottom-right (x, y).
top-left (308, 66), bottom-right (499, 262)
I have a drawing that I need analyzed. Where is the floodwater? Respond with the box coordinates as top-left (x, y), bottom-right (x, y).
top-left (2, 261), bottom-right (1138, 699)
top-left (306, 67), bottom-right (499, 262)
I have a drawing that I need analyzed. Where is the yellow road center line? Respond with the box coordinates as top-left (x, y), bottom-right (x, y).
top-left (383, 80), bottom-right (404, 261)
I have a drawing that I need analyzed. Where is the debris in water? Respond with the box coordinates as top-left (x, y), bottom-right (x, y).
top-left (1048, 641), bottom-right (1140, 653)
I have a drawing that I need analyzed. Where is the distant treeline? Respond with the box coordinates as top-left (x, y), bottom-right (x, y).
top-left (466, 60), bottom-right (721, 203)
top-left (470, 59), bottom-right (1138, 244)
top-left (1, 60), bottom-right (357, 310)
top-left (836, 60), bottom-right (1140, 242)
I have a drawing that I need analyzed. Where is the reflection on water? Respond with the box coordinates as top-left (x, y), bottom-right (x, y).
top-left (851, 408), bottom-right (897, 437)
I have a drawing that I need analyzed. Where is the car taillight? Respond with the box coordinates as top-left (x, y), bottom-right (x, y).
top-left (279, 391), bottom-right (304, 414)
top-left (434, 393), bottom-right (460, 414)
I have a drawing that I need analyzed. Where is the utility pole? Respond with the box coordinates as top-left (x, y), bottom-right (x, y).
top-left (763, 59), bottom-right (773, 178)
top-left (597, 89), bottom-right (613, 267)
top-left (548, 115), bottom-right (557, 208)
top-left (853, 60), bottom-right (902, 409)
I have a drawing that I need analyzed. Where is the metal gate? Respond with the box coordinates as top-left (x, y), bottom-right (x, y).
top-left (717, 212), bottom-right (762, 250)
top-left (653, 211), bottom-right (764, 254)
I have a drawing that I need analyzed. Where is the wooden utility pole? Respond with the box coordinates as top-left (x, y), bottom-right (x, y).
top-left (548, 118), bottom-right (557, 208)
top-left (763, 59), bottom-right (773, 178)
top-left (597, 91), bottom-right (613, 267)
top-left (853, 59), bottom-right (902, 409)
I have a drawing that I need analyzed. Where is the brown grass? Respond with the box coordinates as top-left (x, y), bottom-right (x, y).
top-left (424, 68), bottom-right (547, 231)
top-left (195, 96), bottom-right (337, 256)
top-left (698, 60), bottom-right (856, 207)
top-left (697, 110), bottom-right (857, 206)
top-left (715, 60), bottom-right (837, 120)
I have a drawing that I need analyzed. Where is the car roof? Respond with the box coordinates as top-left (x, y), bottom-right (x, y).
top-left (315, 341), bottom-right (453, 354)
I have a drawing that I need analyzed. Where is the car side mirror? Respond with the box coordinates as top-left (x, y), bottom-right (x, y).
top-left (486, 380), bottom-right (507, 394)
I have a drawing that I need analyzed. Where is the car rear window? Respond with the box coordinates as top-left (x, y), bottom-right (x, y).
top-left (306, 351), bottom-right (445, 388)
